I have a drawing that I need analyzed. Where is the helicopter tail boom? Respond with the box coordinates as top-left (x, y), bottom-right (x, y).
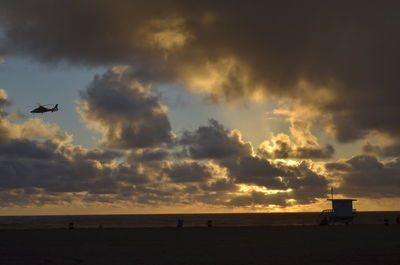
top-left (52, 104), bottom-right (58, 112)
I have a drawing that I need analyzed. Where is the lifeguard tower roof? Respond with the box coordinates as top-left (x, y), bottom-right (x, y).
top-left (327, 199), bottom-right (357, 201)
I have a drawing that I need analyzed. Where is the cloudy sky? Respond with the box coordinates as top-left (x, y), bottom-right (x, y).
top-left (1, 1), bottom-right (399, 215)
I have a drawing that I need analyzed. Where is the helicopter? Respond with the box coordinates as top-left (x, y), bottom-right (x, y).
top-left (30, 104), bottom-right (58, 114)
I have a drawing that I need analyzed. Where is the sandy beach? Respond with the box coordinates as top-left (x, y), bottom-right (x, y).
top-left (1, 225), bottom-right (399, 265)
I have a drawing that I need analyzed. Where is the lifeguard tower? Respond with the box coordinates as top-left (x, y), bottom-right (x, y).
top-left (318, 189), bottom-right (357, 225)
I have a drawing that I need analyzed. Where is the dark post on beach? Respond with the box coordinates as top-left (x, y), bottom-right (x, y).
top-left (177, 219), bottom-right (184, 227)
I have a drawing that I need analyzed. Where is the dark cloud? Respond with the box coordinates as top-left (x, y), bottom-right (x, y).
top-left (0, 90), bottom-right (11, 134)
top-left (296, 145), bottom-right (334, 159)
top-left (0, 139), bottom-right (57, 159)
top-left (1, 1), bottom-right (400, 144)
top-left (223, 156), bottom-right (285, 189)
top-left (0, 104), bottom-right (146, 195)
top-left (179, 119), bottom-right (285, 187)
top-left (228, 159), bottom-right (329, 205)
top-left (362, 142), bottom-right (400, 158)
top-left (0, 188), bottom-right (74, 208)
top-left (228, 191), bottom-right (288, 207)
top-left (72, 148), bottom-right (122, 163)
top-left (0, 0), bottom-right (152, 64)
top-left (129, 148), bottom-right (169, 162)
top-left (259, 134), bottom-right (334, 159)
top-left (283, 161), bottom-right (329, 204)
top-left (0, 88), bottom-right (11, 123)
top-left (165, 161), bottom-right (213, 183)
top-left (199, 178), bottom-right (238, 192)
top-left (179, 120), bottom-right (329, 204)
top-left (0, 153), bottom-right (125, 194)
top-left (325, 161), bottom-right (352, 172)
top-left (180, 119), bottom-right (252, 159)
top-left (0, 90), bottom-right (10, 114)
top-left (79, 66), bottom-right (173, 149)
top-left (326, 154), bottom-right (400, 198)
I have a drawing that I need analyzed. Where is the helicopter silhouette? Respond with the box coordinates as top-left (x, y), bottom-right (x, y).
top-left (30, 104), bottom-right (58, 114)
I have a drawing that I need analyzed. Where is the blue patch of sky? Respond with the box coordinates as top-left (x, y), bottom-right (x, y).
top-left (0, 56), bottom-right (105, 148)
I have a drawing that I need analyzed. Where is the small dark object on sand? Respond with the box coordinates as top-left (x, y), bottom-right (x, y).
top-left (384, 219), bottom-right (389, 226)
top-left (69, 222), bottom-right (74, 230)
top-left (320, 216), bottom-right (329, 226)
top-left (207, 220), bottom-right (213, 227)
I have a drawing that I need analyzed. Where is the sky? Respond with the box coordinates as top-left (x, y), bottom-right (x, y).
top-left (0, 1), bottom-right (399, 215)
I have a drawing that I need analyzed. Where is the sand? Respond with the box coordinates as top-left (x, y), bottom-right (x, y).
top-left (1, 225), bottom-right (399, 265)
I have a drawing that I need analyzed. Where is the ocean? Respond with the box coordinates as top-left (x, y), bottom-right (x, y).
top-left (0, 212), bottom-right (399, 229)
